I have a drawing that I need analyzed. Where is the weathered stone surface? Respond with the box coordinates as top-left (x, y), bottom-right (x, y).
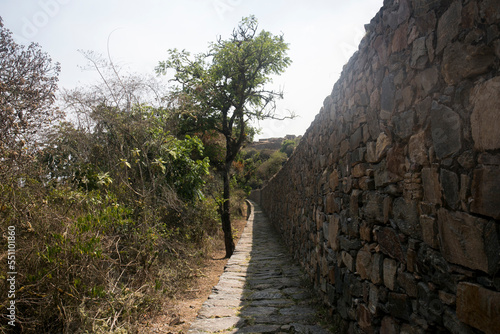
top-left (380, 316), bottom-right (399, 334)
top-left (457, 283), bottom-right (500, 334)
top-left (408, 131), bottom-right (428, 166)
top-left (393, 109), bottom-right (415, 140)
top-left (328, 214), bottom-right (341, 250)
top-left (430, 102), bottom-right (462, 159)
top-left (356, 246), bottom-right (372, 280)
top-left (411, 37), bottom-right (428, 69)
top-left (381, 75), bottom-right (395, 118)
top-left (420, 215), bottom-right (439, 249)
top-left (470, 167), bottom-right (500, 219)
top-left (416, 66), bottom-right (439, 95)
top-left (470, 76), bottom-right (500, 151)
top-left (421, 167), bottom-right (442, 205)
top-left (357, 304), bottom-right (374, 334)
top-left (440, 169), bottom-right (459, 210)
top-left (393, 198), bottom-right (421, 239)
top-left (377, 227), bottom-right (405, 263)
top-left (376, 132), bottom-right (392, 161)
top-left (442, 42), bottom-right (496, 85)
top-left (436, 1), bottom-right (462, 54)
top-left (437, 208), bottom-right (500, 274)
top-left (383, 258), bottom-right (398, 291)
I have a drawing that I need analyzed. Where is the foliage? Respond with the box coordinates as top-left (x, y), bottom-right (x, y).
top-left (0, 17), bottom-right (60, 155)
top-left (234, 138), bottom-right (298, 191)
top-left (157, 15), bottom-right (292, 257)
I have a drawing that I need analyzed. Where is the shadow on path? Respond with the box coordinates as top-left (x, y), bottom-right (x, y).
top-left (188, 200), bottom-right (335, 334)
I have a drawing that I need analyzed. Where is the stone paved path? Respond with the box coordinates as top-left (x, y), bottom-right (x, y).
top-left (188, 201), bottom-right (334, 334)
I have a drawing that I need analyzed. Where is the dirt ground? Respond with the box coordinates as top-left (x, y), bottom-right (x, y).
top-left (139, 217), bottom-right (248, 333)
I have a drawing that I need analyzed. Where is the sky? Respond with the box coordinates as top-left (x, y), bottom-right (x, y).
top-left (0, 0), bottom-right (383, 140)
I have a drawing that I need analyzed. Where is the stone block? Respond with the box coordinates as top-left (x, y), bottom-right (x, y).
top-left (370, 253), bottom-right (383, 285)
top-left (409, 130), bottom-right (429, 167)
top-left (436, 1), bottom-right (462, 54)
top-left (329, 169), bottom-right (339, 190)
top-left (430, 102), bottom-right (462, 159)
top-left (457, 282), bottom-right (500, 334)
top-left (377, 227), bottom-right (406, 263)
top-left (357, 303), bottom-right (374, 334)
top-left (366, 141), bottom-right (377, 163)
top-left (352, 163), bottom-right (368, 178)
top-left (356, 246), bottom-right (372, 280)
top-left (470, 166), bottom-right (500, 219)
top-left (397, 271), bottom-right (417, 297)
top-left (416, 66), bottom-right (439, 95)
top-left (328, 214), bottom-right (341, 250)
top-left (440, 169), bottom-right (459, 210)
top-left (383, 258), bottom-right (398, 291)
top-left (393, 109), bottom-right (415, 140)
top-left (380, 316), bottom-right (400, 334)
top-left (393, 198), bottom-right (421, 239)
top-left (471, 76), bottom-right (500, 151)
top-left (442, 42), bottom-right (496, 85)
top-left (420, 215), bottom-right (439, 249)
top-left (364, 191), bottom-right (384, 222)
top-left (376, 132), bottom-right (392, 161)
top-left (381, 75), bottom-right (395, 118)
top-left (421, 167), bottom-right (442, 205)
top-left (437, 208), bottom-right (500, 274)
top-left (410, 36), bottom-right (428, 69)
top-left (342, 251), bottom-right (355, 272)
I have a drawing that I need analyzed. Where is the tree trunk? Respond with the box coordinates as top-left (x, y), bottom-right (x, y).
top-left (221, 162), bottom-right (235, 258)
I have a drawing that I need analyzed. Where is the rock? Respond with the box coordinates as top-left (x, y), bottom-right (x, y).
top-left (380, 316), bottom-right (400, 334)
top-left (375, 132), bottom-right (391, 161)
top-left (366, 141), bottom-right (377, 163)
top-left (392, 22), bottom-right (408, 53)
top-left (377, 227), bottom-right (406, 263)
top-left (416, 66), bottom-right (439, 95)
top-left (393, 109), bottom-right (415, 140)
top-left (410, 37), bottom-right (428, 69)
top-left (370, 253), bottom-right (383, 285)
top-left (437, 208), bottom-right (500, 274)
top-left (457, 282), bottom-right (500, 334)
top-left (408, 131), bottom-right (429, 166)
top-left (442, 42), bottom-right (496, 85)
top-left (436, 1), bottom-right (462, 54)
top-left (393, 198), bottom-right (421, 239)
top-left (383, 258), bottom-right (398, 291)
top-left (381, 75), bottom-right (395, 118)
top-left (470, 76), bottom-right (500, 151)
top-left (364, 191), bottom-right (384, 222)
top-left (430, 102), bottom-right (462, 159)
top-left (420, 215), bottom-right (439, 249)
top-left (397, 271), bottom-right (417, 298)
top-left (356, 246), bottom-right (372, 280)
top-left (421, 167), bottom-right (442, 205)
top-left (470, 167), bottom-right (500, 219)
top-left (357, 304), bottom-right (374, 334)
top-left (440, 169), bottom-right (459, 210)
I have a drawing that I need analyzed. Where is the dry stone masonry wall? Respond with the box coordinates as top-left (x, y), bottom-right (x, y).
top-left (256, 0), bottom-right (500, 333)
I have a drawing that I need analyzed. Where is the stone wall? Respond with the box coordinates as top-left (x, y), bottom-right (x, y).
top-left (258, 0), bottom-right (500, 333)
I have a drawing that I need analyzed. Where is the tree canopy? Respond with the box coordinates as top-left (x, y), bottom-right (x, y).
top-left (157, 15), bottom-right (292, 257)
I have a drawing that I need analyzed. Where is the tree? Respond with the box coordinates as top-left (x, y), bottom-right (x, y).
top-left (0, 17), bottom-right (60, 155)
top-left (157, 16), bottom-right (293, 257)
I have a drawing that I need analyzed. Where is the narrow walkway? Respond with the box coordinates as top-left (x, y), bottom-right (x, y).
top-left (188, 201), bottom-right (334, 334)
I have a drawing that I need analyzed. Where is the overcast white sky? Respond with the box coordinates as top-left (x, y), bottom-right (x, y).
top-left (0, 0), bottom-right (383, 139)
